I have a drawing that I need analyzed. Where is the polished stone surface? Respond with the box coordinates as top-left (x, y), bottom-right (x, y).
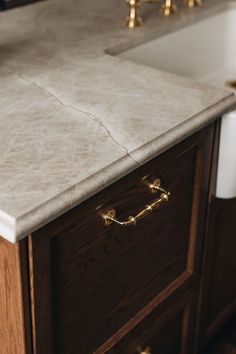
top-left (0, 0), bottom-right (235, 242)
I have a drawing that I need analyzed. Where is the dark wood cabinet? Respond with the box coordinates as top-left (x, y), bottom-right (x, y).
top-left (27, 126), bottom-right (215, 354)
top-left (197, 197), bottom-right (236, 352)
top-left (1, 122), bottom-right (236, 354)
top-left (107, 288), bottom-right (198, 354)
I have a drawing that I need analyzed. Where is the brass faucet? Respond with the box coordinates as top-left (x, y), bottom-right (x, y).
top-left (125, 0), bottom-right (143, 28)
top-left (126, 0), bottom-right (202, 28)
top-left (160, 0), bottom-right (178, 16)
top-left (126, 0), bottom-right (177, 28)
top-left (185, 0), bottom-right (202, 7)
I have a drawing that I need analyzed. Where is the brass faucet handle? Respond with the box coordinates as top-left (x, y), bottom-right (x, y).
top-left (125, 0), bottom-right (159, 29)
top-left (126, 0), bottom-right (142, 28)
top-left (185, 0), bottom-right (202, 7)
top-left (160, 0), bottom-right (178, 16)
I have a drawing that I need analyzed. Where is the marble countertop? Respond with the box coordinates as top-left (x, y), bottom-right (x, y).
top-left (0, 0), bottom-right (235, 243)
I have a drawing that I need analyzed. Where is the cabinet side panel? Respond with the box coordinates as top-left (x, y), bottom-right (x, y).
top-left (206, 197), bottom-right (236, 335)
top-left (28, 235), bottom-right (53, 354)
top-left (0, 236), bottom-right (32, 354)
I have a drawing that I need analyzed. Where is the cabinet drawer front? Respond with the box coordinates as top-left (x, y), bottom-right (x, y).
top-left (29, 128), bottom-right (214, 354)
top-left (105, 289), bottom-right (197, 354)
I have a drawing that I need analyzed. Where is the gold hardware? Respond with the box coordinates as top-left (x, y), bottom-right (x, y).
top-left (102, 178), bottom-right (170, 226)
top-left (185, 0), bottom-right (202, 7)
top-left (160, 0), bottom-right (178, 16)
top-left (126, 0), bottom-right (159, 28)
top-left (126, 0), bottom-right (142, 28)
top-left (148, 177), bottom-right (168, 194)
top-left (126, 0), bottom-right (178, 28)
top-left (125, 0), bottom-right (203, 28)
top-left (140, 347), bottom-right (152, 354)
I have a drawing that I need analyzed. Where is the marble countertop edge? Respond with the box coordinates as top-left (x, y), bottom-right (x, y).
top-left (2, 93), bottom-right (235, 244)
top-left (131, 94), bottom-right (236, 164)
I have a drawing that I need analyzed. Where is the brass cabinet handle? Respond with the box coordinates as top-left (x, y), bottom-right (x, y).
top-left (103, 179), bottom-right (170, 226)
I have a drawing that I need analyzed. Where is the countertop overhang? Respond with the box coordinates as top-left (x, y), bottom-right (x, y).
top-left (0, 0), bottom-right (236, 243)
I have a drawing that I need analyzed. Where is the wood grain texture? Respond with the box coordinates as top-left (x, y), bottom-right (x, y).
top-left (0, 236), bottom-right (32, 354)
top-left (50, 147), bottom-right (196, 354)
top-left (194, 120), bottom-right (222, 354)
top-left (94, 273), bottom-right (191, 354)
top-left (98, 125), bottom-right (216, 354)
top-left (107, 288), bottom-right (198, 354)
top-left (206, 198), bottom-right (236, 336)
top-left (28, 235), bottom-right (53, 354)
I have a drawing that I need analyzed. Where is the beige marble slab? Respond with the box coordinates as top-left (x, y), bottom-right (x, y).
top-left (0, 0), bottom-right (235, 242)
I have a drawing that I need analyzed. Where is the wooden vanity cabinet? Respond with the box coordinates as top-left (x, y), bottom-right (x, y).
top-left (0, 124), bottom-right (218, 354)
top-left (27, 125), bottom-right (215, 354)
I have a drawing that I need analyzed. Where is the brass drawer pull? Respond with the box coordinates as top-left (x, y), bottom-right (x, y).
top-left (103, 179), bottom-right (170, 226)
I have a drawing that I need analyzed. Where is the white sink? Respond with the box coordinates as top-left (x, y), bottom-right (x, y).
top-left (119, 5), bottom-right (236, 199)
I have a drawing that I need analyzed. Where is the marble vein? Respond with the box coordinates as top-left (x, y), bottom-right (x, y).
top-left (11, 68), bottom-right (140, 167)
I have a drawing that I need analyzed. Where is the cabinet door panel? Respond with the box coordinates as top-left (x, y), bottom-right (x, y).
top-left (51, 149), bottom-right (196, 353)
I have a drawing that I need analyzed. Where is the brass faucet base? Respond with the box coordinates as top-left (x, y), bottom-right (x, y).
top-left (126, 0), bottom-right (143, 28)
top-left (126, 15), bottom-right (142, 28)
top-left (186, 0), bottom-right (202, 8)
top-left (125, 0), bottom-right (200, 28)
top-left (160, 2), bottom-right (178, 16)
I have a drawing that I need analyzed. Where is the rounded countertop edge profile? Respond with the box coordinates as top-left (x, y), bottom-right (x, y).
top-left (1, 93), bottom-right (235, 244)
